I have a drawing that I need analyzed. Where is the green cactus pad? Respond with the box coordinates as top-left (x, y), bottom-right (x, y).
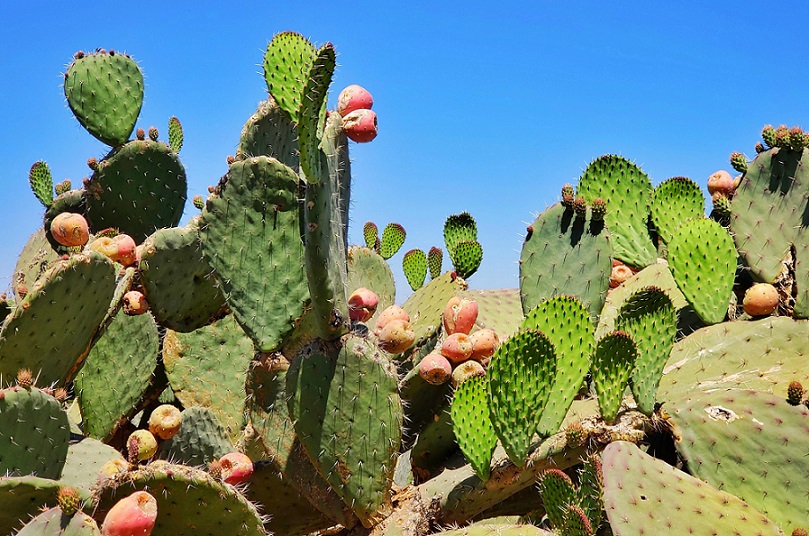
top-left (670, 389), bottom-right (808, 532)
top-left (139, 223), bottom-right (227, 332)
top-left (63, 50), bottom-right (143, 146)
top-left (238, 97), bottom-right (299, 170)
top-left (460, 288), bottom-right (523, 339)
top-left (43, 189), bottom-right (87, 253)
top-left (346, 246), bottom-right (396, 330)
top-left (443, 212), bottom-right (478, 254)
top-left (74, 310), bottom-right (159, 440)
top-left (13, 228), bottom-right (60, 291)
top-left (379, 223), bottom-right (407, 260)
top-left (156, 406), bottom-right (235, 466)
top-left (0, 387), bottom-right (70, 479)
top-left (402, 248), bottom-right (428, 290)
top-left (0, 252), bottom-right (116, 386)
top-left (487, 329), bottom-right (556, 465)
top-left (287, 334), bottom-right (402, 527)
top-left (200, 156), bottom-right (307, 352)
top-left (602, 441), bottom-right (782, 535)
top-left (410, 403), bottom-right (458, 476)
top-left (363, 222), bottom-right (379, 250)
top-left (263, 32), bottom-right (316, 122)
top-left (403, 271), bottom-right (467, 347)
top-left (667, 218), bottom-right (735, 325)
top-left (29, 161), bottom-right (53, 208)
top-left (521, 296), bottom-right (595, 437)
top-left (730, 146), bottom-right (809, 317)
top-left (17, 507), bottom-right (101, 535)
top-left (520, 203), bottom-right (612, 323)
top-left (590, 331), bottom-right (637, 423)
top-left (650, 176), bottom-right (705, 245)
top-left (537, 469), bottom-right (576, 529)
top-left (450, 240), bottom-right (483, 279)
top-left (428, 246), bottom-right (443, 279)
top-left (94, 463), bottom-right (266, 535)
top-left (577, 454), bottom-right (604, 530)
top-left (576, 155), bottom-right (656, 269)
top-left (614, 287), bottom-right (676, 415)
top-left (0, 476), bottom-right (76, 535)
top-left (451, 375), bottom-right (497, 480)
top-left (298, 42), bottom-right (335, 184)
top-left (168, 116), bottom-right (183, 153)
top-left (60, 438), bottom-right (125, 495)
top-left (163, 314), bottom-right (254, 440)
top-left (85, 139), bottom-right (186, 241)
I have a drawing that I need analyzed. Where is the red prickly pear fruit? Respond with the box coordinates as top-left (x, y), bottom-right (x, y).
top-left (218, 452), bottom-right (254, 485)
top-left (418, 353), bottom-right (452, 385)
top-left (707, 170), bottom-right (735, 197)
top-left (123, 291), bottom-right (149, 316)
top-left (343, 109), bottom-right (378, 143)
top-left (127, 430), bottom-right (157, 463)
top-left (451, 360), bottom-right (485, 388)
top-left (101, 490), bottom-right (158, 536)
top-left (112, 234), bottom-right (137, 266)
top-left (374, 305), bottom-right (410, 333)
top-left (469, 329), bottom-right (499, 363)
top-left (51, 212), bottom-right (90, 247)
top-left (348, 287), bottom-right (379, 322)
top-left (609, 262), bottom-right (634, 288)
top-left (440, 332), bottom-right (474, 364)
top-left (743, 283), bottom-right (779, 316)
top-left (442, 296), bottom-right (478, 335)
top-left (337, 84), bottom-right (373, 116)
top-left (147, 404), bottom-right (182, 440)
top-left (377, 318), bottom-right (416, 354)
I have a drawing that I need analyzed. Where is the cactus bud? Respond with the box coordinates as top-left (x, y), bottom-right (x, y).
top-left (192, 195), bottom-right (204, 210)
top-left (761, 124), bottom-right (776, 148)
top-left (729, 152), bottom-right (747, 174)
top-left (148, 126), bottom-right (158, 141)
top-left (573, 196), bottom-right (587, 218)
top-left (590, 197), bottom-right (607, 221)
top-left (57, 486), bottom-right (82, 516)
top-left (755, 142), bottom-right (766, 154)
top-left (561, 184), bottom-right (575, 208)
top-left (16, 368), bottom-right (34, 389)
top-left (787, 380), bottom-right (804, 406)
top-left (789, 126), bottom-right (805, 152)
top-left (55, 179), bottom-right (72, 195)
top-left (136, 128), bottom-right (145, 141)
top-left (87, 157), bottom-right (98, 171)
top-left (775, 125), bottom-right (789, 148)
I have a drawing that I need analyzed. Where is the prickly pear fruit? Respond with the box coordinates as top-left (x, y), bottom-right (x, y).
top-left (50, 212), bottom-right (90, 247)
top-left (112, 234), bottom-right (137, 266)
top-left (451, 360), bottom-right (485, 388)
top-left (99, 458), bottom-right (128, 478)
top-left (348, 287), bottom-right (379, 322)
top-left (337, 84), bottom-right (374, 116)
top-left (418, 353), bottom-right (453, 385)
top-left (123, 290), bottom-right (149, 316)
top-left (441, 332), bottom-right (474, 364)
top-left (218, 452), bottom-right (254, 485)
top-left (147, 404), bottom-right (182, 440)
top-left (442, 296), bottom-right (478, 335)
top-left (469, 328), bottom-right (499, 363)
top-left (343, 109), bottom-right (378, 143)
top-left (101, 491), bottom-right (158, 536)
top-left (609, 261), bottom-right (634, 288)
top-left (377, 318), bottom-right (416, 354)
top-left (743, 283), bottom-right (779, 316)
top-left (707, 169), bottom-right (735, 197)
top-left (375, 305), bottom-right (410, 333)
top-left (127, 430), bottom-right (158, 463)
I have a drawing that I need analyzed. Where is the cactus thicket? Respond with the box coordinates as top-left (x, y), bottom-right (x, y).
top-left (3, 31), bottom-right (809, 536)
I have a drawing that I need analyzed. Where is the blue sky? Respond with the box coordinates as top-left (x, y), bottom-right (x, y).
top-left (3, 2), bottom-right (809, 301)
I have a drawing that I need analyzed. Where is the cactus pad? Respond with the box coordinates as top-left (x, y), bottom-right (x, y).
top-left (402, 248), bottom-right (428, 290)
top-left (28, 161), bottom-right (53, 208)
top-left (379, 223), bottom-right (407, 260)
top-left (590, 331), bottom-right (637, 423)
top-left (451, 375), bottom-right (497, 480)
top-left (263, 32), bottom-right (316, 122)
top-left (168, 116), bottom-right (183, 153)
top-left (649, 176), bottom-right (705, 245)
top-left (346, 246), bottom-right (396, 329)
top-left (238, 97), bottom-right (300, 169)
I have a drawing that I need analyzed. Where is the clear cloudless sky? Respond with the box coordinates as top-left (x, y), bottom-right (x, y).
top-left (2, 2), bottom-right (809, 301)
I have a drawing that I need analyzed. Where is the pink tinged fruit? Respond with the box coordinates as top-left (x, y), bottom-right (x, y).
top-left (123, 291), bottom-right (149, 316)
top-left (707, 170), bottom-right (735, 197)
top-left (451, 360), bottom-right (485, 388)
top-left (442, 297), bottom-right (478, 335)
top-left (112, 234), bottom-right (137, 266)
top-left (51, 212), bottom-right (90, 247)
top-left (343, 109), bottom-right (378, 143)
top-left (418, 353), bottom-right (452, 385)
top-left (743, 283), bottom-right (779, 316)
top-left (219, 452), bottom-right (254, 485)
top-left (101, 491), bottom-right (157, 536)
top-left (147, 404), bottom-right (182, 440)
top-left (375, 305), bottom-right (410, 333)
top-left (440, 332), bottom-right (474, 364)
top-left (469, 329), bottom-right (499, 363)
top-left (337, 84), bottom-right (373, 116)
top-left (609, 262), bottom-right (634, 288)
top-left (348, 287), bottom-right (379, 322)
top-left (127, 430), bottom-right (158, 462)
top-left (377, 319), bottom-right (416, 354)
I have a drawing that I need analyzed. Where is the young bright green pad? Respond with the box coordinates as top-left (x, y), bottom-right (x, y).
top-left (379, 223), bottom-right (407, 260)
top-left (451, 240), bottom-right (483, 279)
top-left (614, 286), bottom-right (676, 415)
top-left (298, 43), bottom-right (335, 183)
top-left (591, 331), bottom-right (637, 423)
top-left (238, 97), bottom-right (300, 171)
top-left (577, 455), bottom-right (604, 530)
top-left (521, 296), bottom-right (595, 437)
top-left (168, 116), bottom-right (183, 153)
top-left (402, 248), bottom-right (427, 290)
top-left (428, 246), bottom-right (443, 279)
top-left (603, 441), bottom-right (782, 535)
top-left (28, 161), bottom-right (53, 208)
top-left (0, 252), bottom-right (116, 386)
top-left (17, 508), bottom-right (101, 535)
top-left (667, 218), bottom-right (735, 325)
top-left (263, 32), bottom-right (316, 122)
top-left (650, 176), bottom-right (705, 245)
top-left (443, 212), bottom-right (478, 254)
top-left (451, 375), bottom-right (497, 480)
top-left (64, 50), bottom-right (143, 146)
top-left (363, 222), bottom-right (379, 250)
top-left (487, 329), bottom-right (556, 466)
top-left (537, 469), bottom-right (576, 529)
top-left (670, 389), bottom-right (809, 532)
top-left (346, 246), bottom-right (396, 330)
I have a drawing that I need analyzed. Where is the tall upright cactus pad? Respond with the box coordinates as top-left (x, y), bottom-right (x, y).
top-left (590, 331), bottom-right (637, 423)
top-left (521, 296), bottom-right (595, 437)
top-left (85, 139), bottom-right (186, 241)
top-left (670, 389), bottom-right (809, 532)
top-left (63, 50), bottom-right (143, 147)
top-left (444, 212), bottom-right (483, 278)
top-left (730, 144), bottom-right (809, 317)
top-left (0, 386), bottom-right (70, 479)
top-left (614, 287), bottom-right (676, 415)
top-left (263, 32), bottom-right (316, 123)
top-left (346, 246), bottom-right (396, 329)
top-left (451, 375), bottom-right (497, 480)
top-left (139, 222), bottom-right (227, 332)
top-left (402, 248), bottom-right (428, 290)
top-left (0, 252), bottom-right (116, 386)
top-left (363, 221), bottom-right (379, 250)
top-left (200, 156), bottom-right (307, 352)
top-left (649, 177), bottom-right (705, 245)
top-left (520, 203), bottom-right (612, 322)
top-left (287, 335), bottom-right (402, 527)
top-left (168, 116), bottom-right (183, 153)
top-left (428, 246), bottom-right (443, 279)
top-left (602, 441), bottom-right (782, 535)
top-left (667, 218), bottom-right (736, 325)
top-left (28, 161), bottom-right (53, 208)
top-left (379, 223), bottom-right (407, 260)
top-left (238, 97), bottom-right (300, 169)
top-left (74, 310), bottom-right (159, 440)
top-left (487, 329), bottom-right (556, 465)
